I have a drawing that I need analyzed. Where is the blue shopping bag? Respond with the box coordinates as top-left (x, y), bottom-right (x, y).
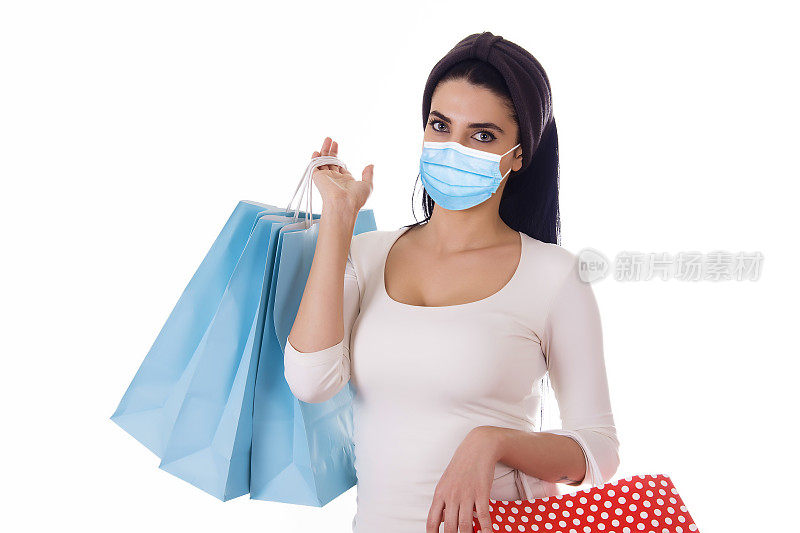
top-left (111, 152), bottom-right (369, 503)
top-left (156, 213), bottom-right (295, 500)
top-left (110, 201), bottom-right (285, 458)
top-left (249, 208), bottom-right (376, 506)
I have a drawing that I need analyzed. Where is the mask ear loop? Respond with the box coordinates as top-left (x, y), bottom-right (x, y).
top-left (500, 143), bottom-right (521, 179)
top-left (285, 155), bottom-right (349, 228)
top-left (502, 142), bottom-right (522, 158)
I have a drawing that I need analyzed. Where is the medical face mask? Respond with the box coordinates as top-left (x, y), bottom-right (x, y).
top-left (418, 141), bottom-right (521, 210)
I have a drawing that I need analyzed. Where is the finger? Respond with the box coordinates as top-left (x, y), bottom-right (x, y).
top-left (311, 151), bottom-right (321, 179)
top-left (458, 499), bottom-right (474, 533)
top-left (474, 495), bottom-right (493, 533)
top-left (426, 496), bottom-right (445, 533)
top-left (330, 140), bottom-right (343, 173)
top-left (362, 164), bottom-right (374, 193)
top-left (320, 137), bottom-right (332, 170)
top-left (443, 501), bottom-right (458, 533)
top-left (324, 137), bottom-right (335, 171)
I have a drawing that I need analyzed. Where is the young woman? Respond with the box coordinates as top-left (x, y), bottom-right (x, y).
top-left (283, 32), bottom-right (620, 533)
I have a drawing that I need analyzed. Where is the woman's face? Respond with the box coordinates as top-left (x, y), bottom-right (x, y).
top-left (424, 78), bottom-right (523, 177)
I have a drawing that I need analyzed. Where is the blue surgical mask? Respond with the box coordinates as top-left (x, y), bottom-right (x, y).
top-left (419, 140), bottom-right (521, 210)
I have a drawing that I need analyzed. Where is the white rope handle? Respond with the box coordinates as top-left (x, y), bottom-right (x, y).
top-left (285, 155), bottom-right (349, 228)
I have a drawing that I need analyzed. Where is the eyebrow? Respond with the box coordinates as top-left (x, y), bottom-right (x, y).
top-left (429, 110), bottom-right (505, 134)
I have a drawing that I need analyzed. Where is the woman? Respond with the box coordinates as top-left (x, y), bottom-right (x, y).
top-left (283, 31), bottom-right (620, 533)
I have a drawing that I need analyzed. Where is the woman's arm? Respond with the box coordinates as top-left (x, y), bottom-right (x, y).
top-left (482, 427), bottom-right (591, 486)
top-left (283, 136), bottom-right (373, 404)
top-left (490, 260), bottom-right (620, 487)
top-left (288, 204), bottom-right (358, 354)
top-left (538, 260), bottom-right (620, 486)
top-left (284, 205), bottom-right (361, 404)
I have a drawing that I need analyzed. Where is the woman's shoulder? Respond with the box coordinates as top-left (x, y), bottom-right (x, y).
top-left (350, 228), bottom-right (397, 259)
top-left (516, 235), bottom-right (591, 332)
top-left (521, 233), bottom-right (580, 284)
top-left (347, 227), bottom-right (400, 278)
top-left (344, 228), bottom-right (399, 300)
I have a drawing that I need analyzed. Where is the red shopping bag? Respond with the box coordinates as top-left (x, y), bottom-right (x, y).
top-left (473, 473), bottom-right (699, 533)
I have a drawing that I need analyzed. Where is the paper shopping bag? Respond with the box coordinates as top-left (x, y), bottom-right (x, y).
top-left (249, 208), bottom-right (376, 506)
top-left (472, 473), bottom-right (700, 533)
top-left (155, 213), bottom-right (298, 501)
top-left (110, 201), bottom-right (286, 458)
top-left (111, 151), bottom-right (366, 503)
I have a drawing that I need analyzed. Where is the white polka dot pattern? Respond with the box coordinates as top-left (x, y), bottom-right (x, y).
top-left (472, 474), bottom-right (699, 533)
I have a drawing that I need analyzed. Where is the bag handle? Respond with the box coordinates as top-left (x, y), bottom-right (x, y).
top-left (285, 155), bottom-right (349, 228)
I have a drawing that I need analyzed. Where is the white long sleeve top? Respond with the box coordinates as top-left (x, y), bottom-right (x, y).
top-left (284, 226), bottom-right (620, 533)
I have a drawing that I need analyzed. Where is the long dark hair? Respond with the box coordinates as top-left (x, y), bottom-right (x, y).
top-left (404, 58), bottom-right (561, 247)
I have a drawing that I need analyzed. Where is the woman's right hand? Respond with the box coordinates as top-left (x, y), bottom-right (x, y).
top-left (311, 136), bottom-right (374, 215)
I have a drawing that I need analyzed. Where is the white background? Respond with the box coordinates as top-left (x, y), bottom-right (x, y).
top-left (1, 1), bottom-right (797, 531)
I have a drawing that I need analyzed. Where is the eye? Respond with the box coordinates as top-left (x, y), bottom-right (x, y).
top-left (472, 131), bottom-right (496, 142)
top-left (428, 119), bottom-right (447, 132)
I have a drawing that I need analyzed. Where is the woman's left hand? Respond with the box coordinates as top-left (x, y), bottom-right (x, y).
top-left (426, 426), bottom-right (504, 533)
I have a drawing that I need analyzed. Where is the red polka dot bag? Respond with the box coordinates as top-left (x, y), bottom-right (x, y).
top-left (473, 474), bottom-right (699, 533)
